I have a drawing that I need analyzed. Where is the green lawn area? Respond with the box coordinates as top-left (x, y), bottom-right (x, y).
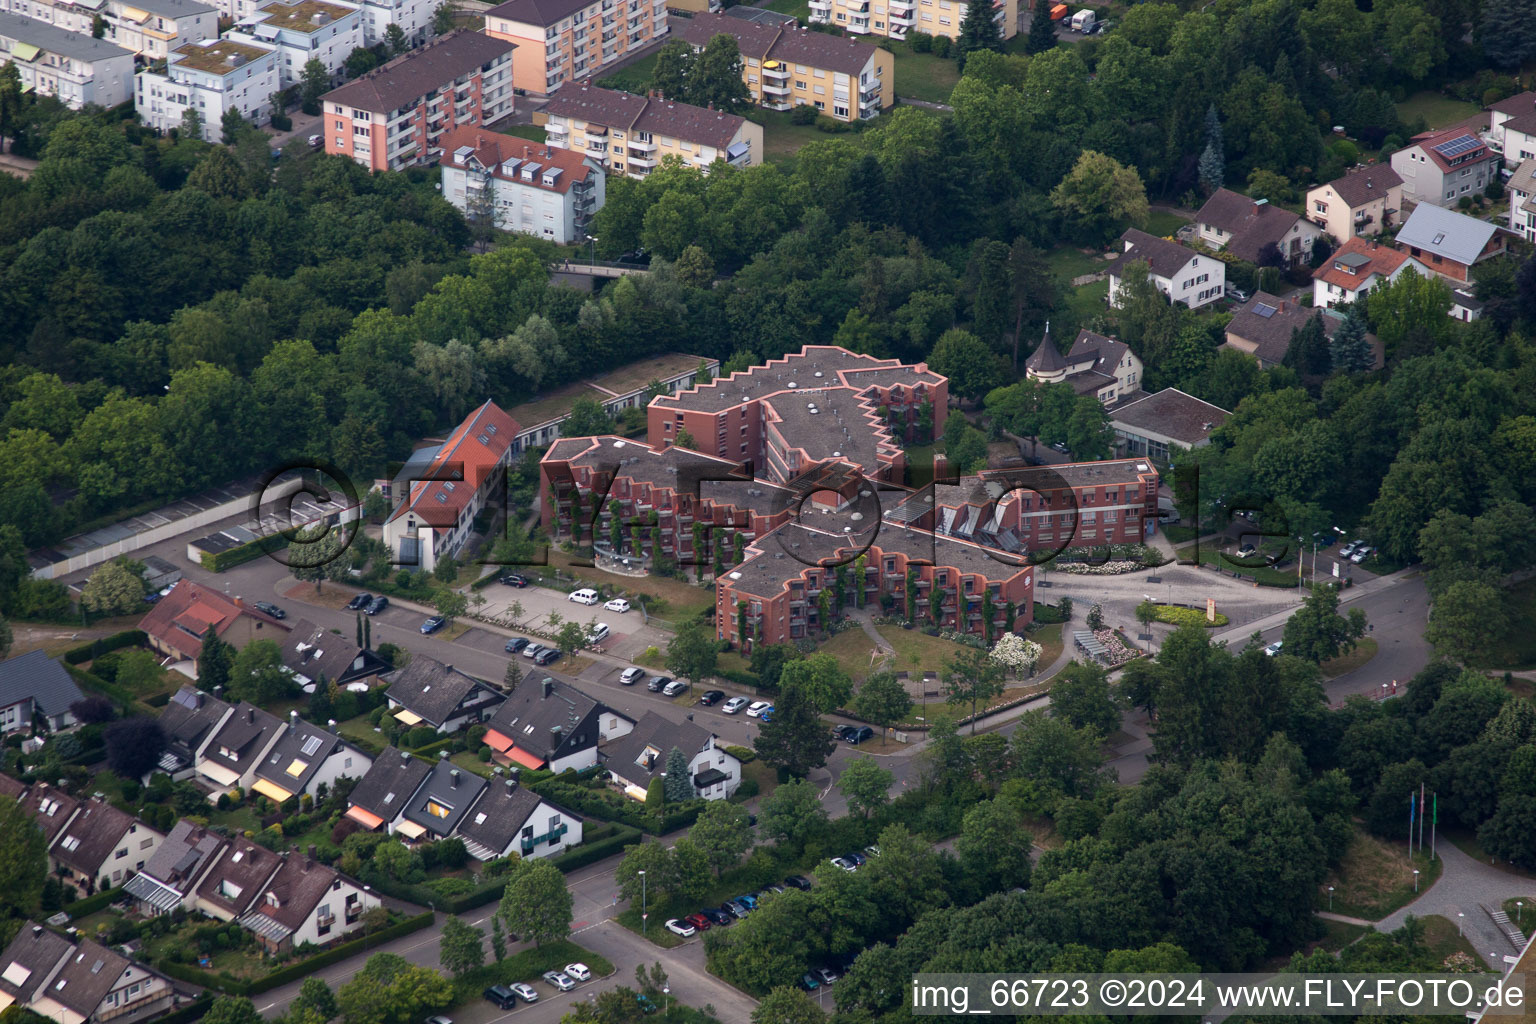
top-left (763, 0), bottom-right (810, 17)
top-left (1502, 897), bottom-right (1536, 927)
top-left (1175, 542), bottom-right (1300, 589)
top-left (887, 42), bottom-right (961, 104)
top-left (749, 109), bottom-right (829, 163)
top-left (1028, 621), bottom-right (1063, 671)
top-left (450, 941), bottom-right (615, 1005)
top-left (1323, 830), bottom-right (1442, 922)
top-left (1477, 578), bottom-right (1536, 670)
top-left (1321, 637), bottom-right (1378, 679)
top-left (1396, 90), bottom-right (1481, 131)
top-left (1420, 914), bottom-right (1493, 968)
top-left (501, 125), bottom-right (547, 143)
top-left (879, 623), bottom-right (972, 681)
top-left (595, 52), bottom-right (658, 94)
top-left (336, 713), bottom-right (388, 755)
top-left (1314, 918), bottom-right (1371, 954)
top-left (1144, 210), bottom-right (1189, 237)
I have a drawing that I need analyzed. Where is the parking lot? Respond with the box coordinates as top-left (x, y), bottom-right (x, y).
top-left (470, 581), bottom-right (664, 660)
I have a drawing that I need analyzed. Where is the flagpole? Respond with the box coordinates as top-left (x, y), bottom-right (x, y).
top-left (1408, 791), bottom-right (1415, 853)
top-left (1419, 783), bottom-right (1425, 853)
top-left (1431, 792), bottom-right (1437, 862)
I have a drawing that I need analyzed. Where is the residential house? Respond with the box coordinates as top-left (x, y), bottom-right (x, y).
top-left (248, 712), bottom-right (371, 805)
top-left (138, 580), bottom-right (287, 673)
top-left (154, 686), bottom-right (234, 780)
top-left (224, 0), bottom-right (363, 86)
top-left (123, 821), bottom-right (228, 916)
top-left (0, 773), bottom-right (24, 800)
top-left (1311, 236), bottom-right (1432, 308)
top-left (193, 836), bottom-right (283, 922)
top-left (195, 702), bottom-right (286, 796)
top-left (0, 13), bottom-right (133, 109)
top-left (0, 651), bottom-right (85, 735)
top-left (482, 0), bottom-right (665, 95)
top-left (482, 676), bottom-right (632, 774)
top-left (537, 84), bottom-right (759, 180)
top-left (278, 619), bottom-right (389, 693)
top-left (382, 400), bottom-right (521, 572)
top-left (383, 657), bottom-right (504, 733)
top-left (343, 747), bottom-right (430, 833)
top-left (134, 37), bottom-right (281, 142)
top-left (439, 127), bottom-right (604, 240)
top-left (673, 13), bottom-right (892, 121)
top-left (395, 753), bottom-right (487, 842)
top-left (1109, 389), bottom-right (1231, 461)
top-left (1305, 165), bottom-right (1404, 242)
top-left (48, 797), bottom-right (163, 897)
top-left (20, 784), bottom-right (81, 848)
top-left (1023, 325), bottom-right (1143, 405)
top-left (237, 854), bottom-right (378, 953)
top-left (1107, 229), bottom-right (1224, 310)
top-left (1487, 91), bottom-right (1536, 166)
top-left (1223, 292), bottom-right (1338, 369)
top-left (1390, 127), bottom-right (1499, 208)
top-left (808, 0), bottom-right (1011, 44)
top-left (352, 0), bottom-right (430, 49)
top-left (1393, 201), bottom-right (1508, 283)
top-left (1507, 157), bottom-right (1536, 242)
top-left (602, 711), bottom-right (740, 801)
top-left (453, 773), bottom-right (583, 861)
top-left (1450, 287), bottom-right (1483, 322)
top-left (1194, 188), bottom-right (1323, 266)
top-left (321, 30), bottom-right (516, 172)
top-left (0, 0), bottom-right (216, 59)
top-left (0, 926), bottom-right (174, 1024)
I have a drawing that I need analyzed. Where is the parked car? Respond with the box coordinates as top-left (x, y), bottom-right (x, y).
top-left (522, 643), bottom-right (546, 660)
top-left (765, 883), bottom-right (786, 894)
top-left (426, 1016), bottom-right (453, 1024)
top-left (534, 648), bottom-right (560, 666)
top-left (683, 913), bottom-right (712, 931)
top-left (737, 894), bottom-right (758, 909)
top-left (746, 701), bottom-right (771, 717)
top-left (564, 963), bottom-right (592, 982)
top-left (663, 680), bottom-right (689, 696)
top-left (1264, 640), bottom-right (1284, 657)
top-left (346, 593), bottom-right (372, 610)
top-left (847, 726), bottom-right (874, 745)
top-left (509, 984), bottom-right (538, 1003)
top-left (484, 986), bottom-right (517, 1010)
top-left (1235, 543), bottom-right (1258, 558)
top-left (1225, 284), bottom-right (1251, 303)
top-left (1339, 540), bottom-right (1362, 559)
top-left (785, 875), bottom-right (813, 891)
top-left (664, 919), bottom-right (696, 937)
top-left (568, 588), bottom-right (599, 605)
top-left (815, 967), bottom-right (840, 986)
top-left (542, 972), bottom-right (575, 992)
top-left (799, 973), bottom-right (820, 991)
top-left (505, 637), bottom-right (530, 654)
top-left (832, 724), bottom-right (856, 741)
top-left (605, 598), bottom-right (631, 613)
top-left (844, 851), bottom-right (867, 867)
top-left (720, 900), bottom-right (747, 919)
top-left (699, 907), bottom-right (732, 926)
top-left (1050, 441), bottom-right (1070, 454)
top-left (830, 857), bottom-right (856, 872)
top-left (698, 690), bottom-right (726, 706)
top-left (759, 705), bottom-right (774, 722)
top-left (647, 675), bottom-right (671, 692)
top-left (864, 845), bottom-right (881, 858)
top-left (365, 596), bottom-right (389, 615)
top-left (420, 616), bottom-right (446, 634)
top-left (1350, 546), bottom-right (1373, 564)
top-left (620, 667), bottom-right (645, 685)
top-left (586, 623), bottom-right (611, 646)
top-left (254, 601), bottom-right (286, 619)
top-left (722, 697), bottom-right (749, 714)
top-left (499, 573), bottom-right (528, 587)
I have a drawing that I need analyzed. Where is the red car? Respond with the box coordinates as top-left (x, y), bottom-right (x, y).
top-left (683, 913), bottom-right (712, 931)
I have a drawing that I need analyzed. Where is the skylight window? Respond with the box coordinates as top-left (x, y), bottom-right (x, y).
top-left (301, 736), bottom-right (323, 757)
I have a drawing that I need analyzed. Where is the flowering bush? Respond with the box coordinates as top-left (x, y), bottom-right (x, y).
top-left (990, 632), bottom-right (1044, 673)
top-left (1152, 605), bottom-right (1229, 628)
top-left (939, 630), bottom-right (987, 649)
top-left (1056, 560), bottom-right (1145, 575)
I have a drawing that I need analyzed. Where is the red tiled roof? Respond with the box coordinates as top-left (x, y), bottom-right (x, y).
top-left (1408, 127), bottom-right (1492, 174)
top-left (1311, 237), bottom-right (1418, 292)
top-left (389, 401), bottom-right (520, 530)
top-left (139, 581), bottom-right (286, 659)
top-left (439, 126), bottom-right (595, 194)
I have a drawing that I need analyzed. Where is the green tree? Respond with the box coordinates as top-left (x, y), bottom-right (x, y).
top-left (382, 22), bottom-right (407, 53)
top-left (188, 144), bottom-right (253, 201)
top-left (670, 838), bottom-right (712, 901)
top-left (489, 917), bottom-right (507, 961)
top-left (691, 33), bottom-right (752, 113)
top-left (203, 997), bottom-right (263, 1024)
top-left (0, 795), bottom-right (46, 917)
top-left (1050, 150), bottom-right (1150, 245)
top-left (755, 683), bottom-right (835, 778)
top-left (1199, 103), bottom-right (1225, 193)
top-left (432, 0), bottom-right (456, 32)
top-left (434, 589), bottom-right (469, 625)
top-left (81, 558), bottom-right (148, 616)
top-left (180, 106), bottom-right (206, 141)
top-left (777, 651), bottom-right (852, 714)
top-left (231, 638), bottom-right (293, 704)
top-left (346, 46), bottom-right (380, 77)
top-left (836, 755), bottom-right (893, 818)
top-left (337, 953), bottom-right (452, 1024)
top-left (851, 670), bottom-right (913, 744)
top-left (650, 39), bottom-right (693, 100)
top-left (439, 917), bottom-right (484, 977)
top-left (956, 798), bottom-right (1033, 891)
top-left (1008, 710), bottom-right (1110, 800)
top-left (504, 659), bottom-right (523, 693)
top-left (1283, 313), bottom-right (1332, 377)
top-left (290, 524), bottom-right (351, 592)
top-left (1330, 302), bottom-right (1373, 373)
top-left (221, 106), bottom-right (249, 145)
top-left (752, 987), bottom-right (823, 1024)
top-left (616, 840), bottom-right (674, 904)
top-left (563, 396), bottom-right (616, 437)
top-left (498, 858), bottom-right (573, 946)
top-left (1025, 0), bottom-right (1057, 53)
top-left (197, 626), bottom-right (233, 693)
top-left (688, 801), bottom-right (753, 876)
top-left (944, 647), bottom-right (1005, 733)
top-left (1366, 270), bottom-right (1453, 361)
top-left (0, 62), bottom-right (26, 153)
top-left (290, 979), bottom-right (338, 1024)
top-left (927, 327), bottom-right (1007, 400)
top-left (665, 619), bottom-right (717, 687)
top-left (555, 620), bottom-right (587, 663)
top-left (675, 429), bottom-right (697, 451)
top-left (1282, 583), bottom-right (1368, 663)
top-left (663, 746), bottom-right (692, 803)
top-left (1049, 660), bottom-right (1119, 737)
top-left (955, 0), bottom-right (1004, 66)
top-left (1426, 580), bottom-right (1509, 664)
top-left (758, 777), bottom-right (829, 848)
top-left (300, 58), bottom-right (329, 115)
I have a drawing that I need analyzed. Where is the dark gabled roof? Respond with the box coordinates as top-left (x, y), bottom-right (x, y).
top-left (0, 925), bottom-right (72, 1005)
top-left (159, 686), bottom-right (233, 762)
top-left (1225, 291), bottom-right (1337, 366)
top-left (1451, 287), bottom-right (1484, 311)
top-left (484, 0), bottom-right (594, 27)
top-left (21, 785), bottom-right (80, 845)
top-left (243, 854), bottom-right (348, 934)
top-left (44, 937), bottom-right (132, 1017)
top-left (1489, 90), bottom-right (1536, 116)
top-left (51, 797), bottom-right (148, 878)
top-left (674, 11), bottom-right (878, 77)
top-left (0, 773), bottom-right (26, 801)
top-left (1109, 387), bottom-right (1231, 445)
top-left (0, 650), bottom-right (84, 718)
top-left (195, 837), bottom-right (283, 919)
top-left (385, 657), bottom-right (501, 727)
top-left (254, 715), bottom-right (366, 795)
top-left (1317, 165), bottom-right (1403, 208)
top-left (543, 85), bottom-right (750, 151)
top-left (453, 777), bottom-right (558, 855)
top-left (1023, 324), bottom-right (1066, 375)
top-left (601, 711), bottom-right (712, 789)
top-left (1065, 329), bottom-right (1131, 374)
top-left (138, 821), bottom-right (227, 891)
top-left (484, 677), bottom-right (602, 763)
top-left (1108, 228), bottom-right (1202, 279)
top-left (203, 702), bottom-right (284, 775)
top-left (321, 30), bottom-right (515, 114)
top-left (279, 619), bottom-right (383, 687)
top-left (348, 747), bottom-right (431, 820)
top-left (1194, 188), bottom-right (1308, 263)
top-left (401, 757), bottom-right (487, 836)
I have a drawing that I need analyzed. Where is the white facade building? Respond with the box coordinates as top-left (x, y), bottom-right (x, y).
top-left (134, 35), bottom-right (278, 140)
top-left (225, 0), bottom-right (361, 85)
top-left (0, 0), bottom-right (216, 58)
top-left (354, 0), bottom-right (427, 47)
top-left (1107, 228), bottom-right (1225, 310)
top-left (439, 126), bottom-right (604, 242)
top-left (0, 12), bottom-right (133, 108)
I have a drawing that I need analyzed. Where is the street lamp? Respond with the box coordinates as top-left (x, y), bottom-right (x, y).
top-left (1328, 886), bottom-right (1335, 912)
top-left (586, 234), bottom-right (598, 264)
top-left (639, 869), bottom-right (647, 935)
top-left (1413, 869), bottom-right (1419, 893)
top-left (1458, 912), bottom-right (1465, 937)
top-left (1519, 901), bottom-right (1524, 928)
top-left (662, 984), bottom-right (670, 1017)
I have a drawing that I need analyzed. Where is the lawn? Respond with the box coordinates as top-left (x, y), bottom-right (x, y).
top-left (595, 52), bottom-right (658, 95)
top-left (501, 125), bottom-right (548, 143)
top-left (1501, 897), bottom-right (1535, 929)
top-left (1396, 90), bottom-right (1481, 131)
top-left (1477, 578), bottom-right (1536, 670)
top-left (749, 110), bottom-right (828, 163)
top-left (450, 941), bottom-right (615, 1005)
top-left (1175, 542), bottom-right (1300, 589)
top-left (1144, 210), bottom-right (1189, 237)
top-left (739, 758), bottom-right (779, 800)
top-left (1028, 621), bottom-right (1063, 671)
top-left (1321, 637), bottom-right (1378, 679)
top-left (337, 712), bottom-right (389, 755)
top-left (887, 43), bottom-right (961, 104)
top-left (763, 0), bottom-right (810, 17)
top-left (1044, 244), bottom-right (1107, 283)
top-left (1420, 914), bottom-right (1492, 968)
top-left (1323, 829), bottom-right (1442, 922)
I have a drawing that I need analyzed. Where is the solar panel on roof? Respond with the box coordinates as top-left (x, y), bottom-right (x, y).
top-left (1253, 303), bottom-right (1277, 318)
top-left (1433, 134), bottom-right (1481, 158)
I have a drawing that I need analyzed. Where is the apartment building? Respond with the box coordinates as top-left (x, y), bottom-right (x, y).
top-left (1390, 127), bottom-right (1499, 208)
top-left (0, 0), bottom-right (215, 59)
top-left (352, 0), bottom-right (429, 47)
top-left (1305, 165), bottom-right (1404, 242)
top-left (439, 125), bottom-right (604, 240)
top-left (0, 13), bottom-right (133, 108)
top-left (135, 36), bottom-right (280, 140)
top-left (1107, 228), bottom-right (1224, 310)
top-left (808, 0), bottom-right (1009, 43)
top-left (507, 352), bottom-right (718, 453)
top-left (1485, 90), bottom-right (1536, 166)
top-left (674, 12), bottom-right (892, 121)
top-left (538, 83), bottom-right (760, 179)
top-left (484, 0), bottom-right (666, 95)
top-left (321, 30), bottom-right (515, 171)
top-left (225, 0), bottom-right (362, 86)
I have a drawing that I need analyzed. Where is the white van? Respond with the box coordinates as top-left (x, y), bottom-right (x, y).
top-left (568, 588), bottom-right (599, 605)
top-left (587, 622), bottom-right (611, 645)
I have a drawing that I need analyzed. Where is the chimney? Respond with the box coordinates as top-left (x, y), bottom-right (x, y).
top-left (214, 686), bottom-right (223, 698)
top-left (307, 844), bottom-right (317, 859)
top-left (505, 777), bottom-right (517, 791)
top-left (247, 707), bottom-right (255, 723)
top-left (439, 749), bottom-right (449, 760)
top-left (450, 769), bottom-right (460, 787)
top-left (542, 677), bottom-right (553, 699)
top-left (400, 750), bottom-right (410, 761)
top-left (32, 925), bottom-right (42, 938)
top-left (289, 709), bottom-right (299, 732)
top-left (195, 690), bottom-right (205, 707)
top-left (328, 719), bottom-right (337, 733)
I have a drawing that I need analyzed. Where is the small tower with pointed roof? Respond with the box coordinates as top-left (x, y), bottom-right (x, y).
top-left (1024, 321), bottom-right (1068, 384)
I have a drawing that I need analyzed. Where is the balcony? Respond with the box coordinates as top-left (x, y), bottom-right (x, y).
top-left (859, 77), bottom-right (880, 96)
top-left (629, 136), bottom-right (656, 151)
top-left (587, 139), bottom-right (608, 154)
top-left (807, 0), bottom-right (830, 11)
top-left (847, 16), bottom-right (869, 30)
top-left (521, 823), bottom-right (568, 854)
top-left (761, 80), bottom-right (790, 95)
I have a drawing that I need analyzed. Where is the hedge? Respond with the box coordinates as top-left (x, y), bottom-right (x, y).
top-left (544, 824), bottom-right (642, 873)
top-left (724, 745), bottom-right (755, 763)
top-left (201, 533), bottom-right (286, 573)
top-left (1152, 605), bottom-right (1230, 628)
top-left (410, 736), bottom-right (459, 759)
top-left (62, 886), bottom-right (124, 918)
top-left (717, 669), bottom-right (760, 689)
top-left (65, 665), bottom-right (145, 714)
top-left (63, 630), bottom-right (146, 665)
top-left (157, 996), bottom-right (214, 1024)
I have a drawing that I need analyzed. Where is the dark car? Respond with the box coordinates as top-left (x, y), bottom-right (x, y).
top-left (505, 637), bottom-right (530, 654)
top-left (785, 875), bottom-right (812, 891)
top-left (699, 907), bottom-right (732, 926)
top-left (534, 648), bottom-right (560, 666)
top-left (798, 973), bottom-right (820, 992)
top-left (421, 616), bottom-right (446, 634)
top-left (616, 247), bottom-right (649, 264)
top-left (646, 675), bottom-right (671, 692)
top-left (721, 900), bottom-right (748, 918)
top-left (365, 595), bottom-right (389, 615)
top-left (698, 690), bottom-right (726, 706)
top-left (346, 593), bottom-right (372, 610)
top-left (254, 601), bottom-right (286, 620)
top-left (847, 726), bottom-right (874, 745)
top-left (844, 851), bottom-right (866, 867)
top-left (831, 724), bottom-right (856, 741)
top-left (499, 573), bottom-right (529, 587)
top-left (483, 986), bottom-right (517, 1010)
